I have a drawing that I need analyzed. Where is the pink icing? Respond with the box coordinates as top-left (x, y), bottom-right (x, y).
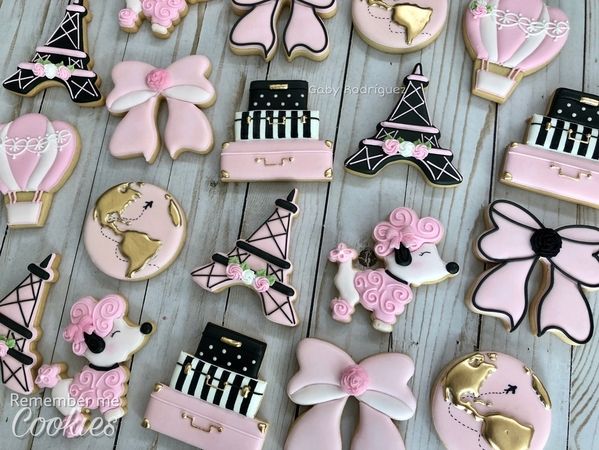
top-left (373, 207), bottom-right (444, 256)
top-left (0, 341), bottom-right (9, 357)
top-left (35, 364), bottom-right (62, 389)
top-left (63, 295), bottom-right (126, 355)
top-left (254, 276), bottom-right (271, 293)
top-left (340, 365), bottom-right (370, 396)
top-left (226, 264), bottom-right (243, 280)
top-left (328, 243), bottom-right (357, 263)
top-left (383, 139), bottom-right (400, 155)
top-left (412, 144), bottom-right (429, 160)
top-left (119, 8), bottom-right (138, 28)
top-left (141, 0), bottom-right (186, 27)
top-left (62, 411), bottom-right (87, 438)
top-left (69, 365), bottom-right (128, 414)
top-left (57, 66), bottom-right (72, 81)
top-left (354, 269), bottom-right (413, 326)
top-left (32, 63), bottom-right (45, 77)
top-left (106, 55), bottom-right (215, 162)
top-left (330, 297), bottom-right (354, 323)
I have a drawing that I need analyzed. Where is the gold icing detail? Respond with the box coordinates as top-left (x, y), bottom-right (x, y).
top-left (258, 422), bottom-right (269, 434)
top-left (442, 353), bottom-right (535, 450)
top-left (141, 418), bottom-right (150, 429)
top-left (510, 142), bottom-right (520, 148)
top-left (525, 366), bottom-right (552, 410)
top-left (502, 172), bottom-right (513, 181)
top-left (184, 363), bottom-right (192, 375)
top-left (269, 83), bottom-right (288, 90)
top-left (325, 140), bottom-right (333, 148)
top-left (220, 336), bottom-right (242, 347)
top-left (367, 1), bottom-right (432, 44)
top-left (154, 383), bottom-right (163, 392)
top-left (220, 170), bottom-right (230, 179)
top-left (324, 168), bottom-right (333, 179)
top-left (580, 97), bottom-right (598, 107)
top-left (120, 230), bottom-right (161, 278)
top-left (222, 142), bottom-right (230, 149)
top-left (166, 194), bottom-right (182, 227)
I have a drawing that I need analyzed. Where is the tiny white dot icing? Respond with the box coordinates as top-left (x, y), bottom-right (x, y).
top-left (208, 345), bottom-right (213, 350)
top-left (237, 355), bottom-right (241, 359)
top-left (260, 94), bottom-right (264, 98)
top-left (213, 357), bottom-right (217, 361)
top-left (582, 107), bottom-right (586, 111)
top-left (274, 94), bottom-right (278, 98)
top-left (243, 367), bottom-right (247, 372)
top-left (287, 94), bottom-right (291, 98)
top-left (557, 109), bottom-right (563, 113)
top-left (252, 360), bottom-right (256, 364)
top-left (572, 113), bottom-right (577, 117)
top-left (227, 362), bottom-right (231, 366)
top-left (222, 349), bottom-right (227, 354)
top-left (567, 103), bottom-right (571, 107)
top-left (199, 352), bottom-right (203, 356)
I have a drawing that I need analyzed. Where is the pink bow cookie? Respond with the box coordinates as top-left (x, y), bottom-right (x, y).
top-left (285, 338), bottom-right (416, 450)
top-left (230, 0), bottom-right (337, 62)
top-left (106, 55), bottom-right (216, 164)
top-left (468, 200), bottom-right (599, 345)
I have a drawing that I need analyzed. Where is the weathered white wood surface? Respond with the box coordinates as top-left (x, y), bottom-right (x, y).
top-left (0, 0), bottom-right (597, 449)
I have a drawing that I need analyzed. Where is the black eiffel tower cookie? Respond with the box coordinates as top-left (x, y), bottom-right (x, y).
top-left (345, 64), bottom-right (462, 187)
top-left (3, 0), bottom-right (103, 106)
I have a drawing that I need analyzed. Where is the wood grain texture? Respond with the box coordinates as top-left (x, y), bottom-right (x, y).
top-left (0, 0), bottom-right (597, 449)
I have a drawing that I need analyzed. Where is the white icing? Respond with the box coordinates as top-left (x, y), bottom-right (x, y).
top-left (480, 13), bottom-right (499, 63)
top-left (151, 24), bottom-right (169, 35)
top-left (333, 261), bottom-right (360, 306)
top-left (26, 122), bottom-right (59, 191)
top-left (503, 5), bottom-right (550, 67)
top-left (475, 69), bottom-right (516, 98)
top-left (126, 0), bottom-right (142, 13)
top-left (109, 90), bottom-right (157, 113)
top-left (84, 318), bottom-right (148, 367)
top-left (5, 202), bottom-right (42, 226)
top-left (385, 243), bottom-right (451, 287)
top-left (51, 378), bottom-right (80, 417)
top-left (494, 8), bottom-right (569, 40)
top-left (162, 86), bottom-right (213, 104)
top-left (0, 125), bottom-right (20, 191)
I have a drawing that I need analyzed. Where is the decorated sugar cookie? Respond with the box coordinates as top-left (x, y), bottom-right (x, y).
top-left (463, 0), bottom-right (570, 104)
top-left (0, 254), bottom-right (60, 395)
top-left (467, 200), bottom-right (599, 346)
top-left (192, 189), bottom-right (300, 327)
top-left (229, 0), bottom-right (338, 62)
top-left (3, 0), bottom-right (103, 106)
top-left (329, 207), bottom-right (459, 333)
top-left (344, 64), bottom-right (463, 187)
top-left (36, 294), bottom-right (154, 437)
top-left (84, 182), bottom-right (186, 281)
top-left (353, 0), bottom-right (448, 54)
top-left (431, 352), bottom-right (552, 450)
top-left (0, 114), bottom-right (80, 228)
top-left (118, 0), bottom-right (208, 38)
top-left (285, 338), bottom-right (416, 450)
top-left (106, 55), bottom-right (216, 164)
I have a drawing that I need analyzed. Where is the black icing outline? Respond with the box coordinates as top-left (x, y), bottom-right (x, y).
top-left (471, 200), bottom-right (599, 344)
top-left (230, 0), bottom-right (282, 60)
top-left (282, 0), bottom-right (334, 59)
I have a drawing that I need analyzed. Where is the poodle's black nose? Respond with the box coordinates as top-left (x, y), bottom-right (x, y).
top-left (140, 322), bottom-right (154, 335)
top-left (446, 262), bottom-right (460, 275)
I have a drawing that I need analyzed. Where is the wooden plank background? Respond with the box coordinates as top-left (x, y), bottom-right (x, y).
top-left (0, 0), bottom-right (597, 449)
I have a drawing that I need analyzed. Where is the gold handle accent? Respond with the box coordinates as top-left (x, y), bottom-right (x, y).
top-left (240, 386), bottom-right (251, 398)
top-left (568, 129), bottom-right (592, 144)
top-left (181, 412), bottom-right (223, 433)
top-left (268, 83), bottom-right (288, 90)
top-left (580, 96), bottom-right (599, 107)
top-left (550, 163), bottom-right (592, 181)
top-left (205, 374), bottom-right (228, 391)
top-left (247, 116), bottom-right (307, 125)
top-left (220, 336), bottom-right (242, 347)
top-left (255, 157), bottom-right (294, 167)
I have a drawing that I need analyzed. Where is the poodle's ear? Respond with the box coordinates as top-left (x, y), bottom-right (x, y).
top-left (84, 332), bottom-right (106, 354)
top-left (394, 243), bottom-right (412, 266)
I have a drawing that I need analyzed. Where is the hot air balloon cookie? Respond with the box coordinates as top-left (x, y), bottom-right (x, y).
top-left (83, 182), bottom-right (186, 281)
top-left (463, 0), bottom-right (570, 104)
top-left (353, 0), bottom-right (449, 54)
top-left (0, 113), bottom-right (80, 228)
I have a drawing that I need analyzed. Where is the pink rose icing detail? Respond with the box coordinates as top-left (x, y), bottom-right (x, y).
top-left (328, 243), bottom-right (358, 263)
top-left (0, 341), bottom-right (9, 357)
top-left (330, 298), bottom-right (354, 323)
top-left (119, 8), bottom-right (138, 28)
top-left (142, 0), bottom-right (186, 27)
top-left (340, 364), bottom-right (370, 396)
top-left (146, 68), bottom-right (170, 92)
top-left (62, 411), bottom-right (87, 438)
top-left (469, 1), bottom-right (492, 18)
top-left (254, 276), bottom-right (271, 293)
top-left (382, 139), bottom-right (400, 155)
top-left (57, 66), bottom-right (72, 81)
top-left (32, 63), bottom-right (45, 77)
top-left (411, 144), bottom-right (429, 160)
top-left (35, 364), bottom-right (62, 389)
top-left (226, 263), bottom-right (243, 280)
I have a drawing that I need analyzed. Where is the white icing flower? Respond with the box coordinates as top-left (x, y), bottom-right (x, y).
top-left (399, 141), bottom-right (416, 158)
top-left (44, 63), bottom-right (58, 80)
top-left (242, 269), bottom-right (256, 285)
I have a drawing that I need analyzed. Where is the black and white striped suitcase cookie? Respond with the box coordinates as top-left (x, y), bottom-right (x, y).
top-left (170, 352), bottom-right (267, 419)
top-left (234, 110), bottom-right (320, 141)
top-left (526, 114), bottom-right (598, 160)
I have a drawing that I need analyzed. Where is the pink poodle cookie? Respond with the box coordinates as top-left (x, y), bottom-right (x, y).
top-left (3, 0), bottom-right (103, 106)
top-left (0, 254), bottom-right (60, 395)
top-left (230, 0), bottom-right (338, 62)
top-left (35, 294), bottom-right (154, 437)
top-left (467, 200), bottom-right (599, 346)
top-left (118, 0), bottom-right (207, 39)
top-left (353, 0), bottom-right (448, 54)
top-left (431, 352), bottom-right (552, 450)
top-left (106, 55), bottom-right (216, 164)
top-left (83, 182), bottom-right (187, 281)
top-left (192, 189), bottom-right (300, 327)
top-left (463, 0), bottom-right (570, 103)
top-left (0, 113), bottom-right (80, 228)
top-left (285, 338), bottom-right (416, 450)
top-left (329, 207), bottom-right (459, 333)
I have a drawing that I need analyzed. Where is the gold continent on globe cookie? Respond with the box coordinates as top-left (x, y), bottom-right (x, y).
top-left (84, 182), bottom-right (186, 281)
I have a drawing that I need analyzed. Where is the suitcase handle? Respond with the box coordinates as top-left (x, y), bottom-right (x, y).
top-left (205, 374), bottom-right (253, 398)
top-left (550, 163), bottom-right (592, 181)
top-left (568, 129), bottom-right (592, 145)
top-left (181, 412), bottom-right (223, 433)
top-left (246, 116), bottom-right (308, 125)
top-left (255, 157), bottom-right (295, 167)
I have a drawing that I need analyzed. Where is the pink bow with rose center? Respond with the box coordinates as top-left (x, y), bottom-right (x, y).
top-left (285, 338), bottom-right (416, 450)
top-left (106, 55), bottom-right (216, 163)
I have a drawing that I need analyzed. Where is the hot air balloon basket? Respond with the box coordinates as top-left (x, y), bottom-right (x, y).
top-left (3, 192), bottom-right (54, 228)
top-left (472, 60), bottom-right (523, 105)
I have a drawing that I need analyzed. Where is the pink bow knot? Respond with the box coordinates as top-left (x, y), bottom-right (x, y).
top-left (63, 319), bottom-right (94, 347)
top-left (285, 339), bottom-right (416, 450)
top-left (106, 55), bottom-right (216, 163)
